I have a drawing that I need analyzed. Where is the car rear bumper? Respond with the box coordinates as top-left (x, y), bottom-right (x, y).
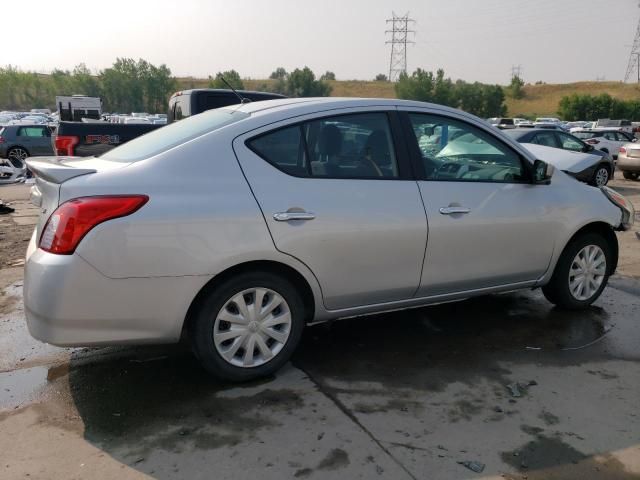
top-left (617, 154), bottom-right (640, 172)
top-left (23, 231), bottom-right (210, 347)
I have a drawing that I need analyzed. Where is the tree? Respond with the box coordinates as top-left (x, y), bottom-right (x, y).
top-left (269, 67), bottom-right (287, 80)
top-left (208, 70), bottom-right (244, 89)
top-left (285, 67), bottom-right (331, 97)
top-left (508, 74), bottom-right (525, 99)
top-left (374, 73), bottom-right (388, 82)
top-left (320, 71), bottom-right (336, 81)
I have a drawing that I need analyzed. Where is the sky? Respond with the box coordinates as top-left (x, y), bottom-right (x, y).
top-left (3, 0), bottom-right (640, 84)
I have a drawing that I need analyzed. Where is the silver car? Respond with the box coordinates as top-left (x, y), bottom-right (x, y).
top-left (24, 98), bottom-right (635, 381)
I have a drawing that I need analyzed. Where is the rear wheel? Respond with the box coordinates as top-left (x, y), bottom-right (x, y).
top-left (542, 233), bottom-right (611, 309)
top-left (7, 147), bottom-right (29, 164)
top-left (622, 171), bottom-right (639, 181)
top-left (591, 164), bottom-right (610, 187)
top-left (190, 272), bottom-right (305, 381)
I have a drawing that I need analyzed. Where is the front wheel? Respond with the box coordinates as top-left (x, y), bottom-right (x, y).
top-left (591, 164), bottom-right (610, 187)
top-left (542, 233), bottom-right (611, 309)
top-left (190, 272), bottom-right (305, 381)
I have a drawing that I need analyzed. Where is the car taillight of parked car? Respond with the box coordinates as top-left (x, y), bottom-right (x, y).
top-left (39, 195), bottom-right (149, 254)
top-left (620, 147), bottom-right (627, 154)
top-left (0, 136), bottom-right (5, 144)
top-left (585, 139), bottom-right (599, 145)
top-left (54, 135), bottom-right (79, 156)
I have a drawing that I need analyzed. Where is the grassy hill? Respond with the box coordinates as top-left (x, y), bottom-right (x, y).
top-left (176, 77), bottom-right (640, 118)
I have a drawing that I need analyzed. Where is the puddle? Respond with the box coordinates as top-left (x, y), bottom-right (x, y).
top-left (0, 366), bottom-right (49, 410)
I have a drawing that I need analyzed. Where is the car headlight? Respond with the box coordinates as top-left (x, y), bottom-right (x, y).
top-left (601, 185), bottom-right (635, 230)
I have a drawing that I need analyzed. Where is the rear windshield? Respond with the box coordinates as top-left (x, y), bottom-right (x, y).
top-left (499, 119), bottom-right (514, 125)
top-left (101, 108), bottom-right (249, 162)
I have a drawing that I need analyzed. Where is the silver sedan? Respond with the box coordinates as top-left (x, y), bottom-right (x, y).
top-left (24, 98), bottom-right (635, 381)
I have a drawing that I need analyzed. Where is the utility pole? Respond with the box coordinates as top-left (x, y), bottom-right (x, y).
top-left (385, 12), bottom-right (415, 82)
top-left (624, 1), bottom-right (640, 82)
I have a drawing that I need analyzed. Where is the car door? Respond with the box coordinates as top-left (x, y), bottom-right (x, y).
top-left (15, 127), bottom-right (35, 154)
top-left (401, 110), bottom-right (558, 297)
top-left (233, 108), bottom-right (428, 310)
top-left (30, 126), bottom-right (52, 155)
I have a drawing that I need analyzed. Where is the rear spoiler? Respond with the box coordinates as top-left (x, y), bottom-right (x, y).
top-left (26, 157), bottom-right (96, 184)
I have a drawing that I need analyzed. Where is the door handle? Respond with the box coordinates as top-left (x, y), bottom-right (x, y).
top-left (273, 211), bottom-right (316, 222)
top-left (439, 206), bottom-right (471, 215)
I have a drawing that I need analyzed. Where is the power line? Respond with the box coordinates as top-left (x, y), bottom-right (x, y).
top-left (385, 12), bottom-right (415, 82)
top-left (510, 64), bottom-right (523, 79)
top-left (625, 2), bottom-right (640, 82)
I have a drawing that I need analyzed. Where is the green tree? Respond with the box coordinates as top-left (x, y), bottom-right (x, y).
top-left (508, 75), bottom-right (525, 99)
top-left (269, 67), bottom-right (287, 80)
top-left (374, 73), bottom-right (388, 82)
top-left (319, 71), bottom-right (336, 81)
top-left (285, 67), bottom-right (331, 97)
top-left (208, 70), bottom-right (244, 89)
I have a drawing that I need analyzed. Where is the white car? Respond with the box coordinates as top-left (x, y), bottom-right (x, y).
top-left (572, 129), bottom-right (635, 160)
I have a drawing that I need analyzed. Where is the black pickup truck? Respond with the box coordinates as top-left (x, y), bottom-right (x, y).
top-left (54, 89), bottom-right (285, 157)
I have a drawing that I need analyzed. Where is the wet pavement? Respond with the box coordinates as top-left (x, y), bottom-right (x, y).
top-left (1, 180), bottom-right (640, 479)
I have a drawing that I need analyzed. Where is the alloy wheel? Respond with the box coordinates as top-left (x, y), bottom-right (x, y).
top-left (568, 245), bottom-right (606, 301)
top-left (8, 148), bottom-right (28, 162)
top-left (594, 167), bottom-right (609, 187)
top-left (213, 287), bottom-right (292, 368)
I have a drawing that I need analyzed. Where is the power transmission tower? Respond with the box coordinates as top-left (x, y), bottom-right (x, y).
top-left (385, 12), bottom-right (415, 82)
top-left (624, 2), bottom-right (640, 82)
top-left (510, 65), bottom-right (523, 79)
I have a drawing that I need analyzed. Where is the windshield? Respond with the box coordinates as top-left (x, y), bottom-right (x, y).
top-left (101, 108), bottom-right (249, 162)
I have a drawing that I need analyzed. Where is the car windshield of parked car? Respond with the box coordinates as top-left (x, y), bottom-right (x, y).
top-left (101, 108), bottom-right (249, 162)
top-left (573, 131), bottom-right (599, 140)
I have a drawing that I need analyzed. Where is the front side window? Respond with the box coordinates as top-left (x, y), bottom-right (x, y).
top-left (249, 112), bottom-right (399, 179)
top-left (557, 132), bottom-right (584, 152)
top-left (408, 113), bottom-right (526, 182)
top-left (530, 132), bottom-right (559, 148)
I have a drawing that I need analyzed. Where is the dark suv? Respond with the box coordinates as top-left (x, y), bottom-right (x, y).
top-left (0, 124), bottom-right (54, 162)
top-left (168, 89), bottom-right (286, 123)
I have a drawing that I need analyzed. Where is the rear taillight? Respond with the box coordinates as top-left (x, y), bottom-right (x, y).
top-left (39, 195), bottom-right (149, 254)
top-left (54, 135), bottom-right (79, 156)
top-left (620, 147), bottom-right (627, 154)
top-left (585, 139), bottom-right (599, 145)
top-left (0, 136), bottom-right (5, 144)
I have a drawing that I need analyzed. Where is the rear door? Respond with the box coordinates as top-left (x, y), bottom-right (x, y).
top-left (15, 127), bottom-right (35, 155)
top-left (401, 109), bottom-right (558, 296)
top-left (233, 108), bottom-right (428, 310)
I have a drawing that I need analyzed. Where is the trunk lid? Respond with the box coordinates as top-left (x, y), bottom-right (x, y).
top-left (26, 156), bottom-right (131, 238)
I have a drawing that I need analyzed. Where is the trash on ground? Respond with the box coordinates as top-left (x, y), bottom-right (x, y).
top-left (507, 383), bottom-right (522, 397)
top-left (561, 324), bottom-right (614, 351)
top-left (457, 460), bottom-right (485, 473)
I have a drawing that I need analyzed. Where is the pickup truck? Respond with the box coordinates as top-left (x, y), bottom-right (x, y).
top-left (54, 89), bottom-right (285, 157)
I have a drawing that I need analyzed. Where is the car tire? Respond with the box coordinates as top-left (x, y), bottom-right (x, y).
top-left (542, 233), bottom-right (612, 310)
top-left (590, 164), bottom-right (610, 187)
top-left (622, 171), bottom-right (639, 181)
top-left (190, 271), bottom-right (305, 382)
top-left (7, 147), bottom-right (29, 164)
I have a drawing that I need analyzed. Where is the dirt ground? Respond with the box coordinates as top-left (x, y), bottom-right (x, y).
top-left (1, 177), bottom-right (640, 480)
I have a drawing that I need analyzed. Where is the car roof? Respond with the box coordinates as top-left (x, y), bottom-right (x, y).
top-left (171, 88), bottom-right (286, 98)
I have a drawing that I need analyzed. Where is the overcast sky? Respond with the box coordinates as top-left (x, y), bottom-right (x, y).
top-left (4, 0), bottom-right (639, 84)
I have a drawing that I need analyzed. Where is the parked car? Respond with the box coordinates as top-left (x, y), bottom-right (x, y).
top-left (0, 157), bottom-right (27, 184)
top-left (514, 118), bottom-right (533, 127)
top-left (594, 119), bottom-right (633, 135)
top-left (0, 124), bottom-right (54, 162)
top-left (24, 98), bottom-right (634, 381)
top-left (534, 117), bottom-right (564, 129)
top-left (617, 143), bottom-right (640, 180)
top-left (572, 129), bottom-right (635, 160)
top-left (503, 128), bottom-right (613, 186)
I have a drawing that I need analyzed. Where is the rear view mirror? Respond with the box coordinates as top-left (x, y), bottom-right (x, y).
top-left (533, 159), bottom-right (554, 184)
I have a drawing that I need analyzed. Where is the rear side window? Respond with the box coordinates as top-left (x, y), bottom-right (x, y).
top-left (248, 112), bottom-right (399, 179)
top-left (101, 108), bottom-right (249, 162)
top-left (17, 127), bottom-right (47, 137)
top-left (530, 132), bottom-right (559, 148)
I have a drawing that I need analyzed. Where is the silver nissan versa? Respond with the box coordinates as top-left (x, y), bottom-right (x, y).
top-left (24, 98), bottom-right (635, 381)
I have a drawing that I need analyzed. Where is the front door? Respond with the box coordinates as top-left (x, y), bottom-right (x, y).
top-left (233, 109), bottom-right (428, 310)
top-left (402, 110), bottom-right (559, 296)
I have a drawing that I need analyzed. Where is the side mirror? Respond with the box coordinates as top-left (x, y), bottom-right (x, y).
top-left (533, 159), bottom-right (554, 184)
top-left (583, 144), bottom-right (594, 152)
